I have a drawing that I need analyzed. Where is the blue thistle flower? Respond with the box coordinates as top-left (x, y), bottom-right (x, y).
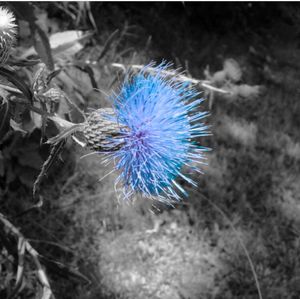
top-left (95, 63), bottom-right (209, 203)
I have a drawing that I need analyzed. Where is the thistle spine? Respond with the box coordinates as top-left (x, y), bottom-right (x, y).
top-left (0, 6), bottom-right (17, 66)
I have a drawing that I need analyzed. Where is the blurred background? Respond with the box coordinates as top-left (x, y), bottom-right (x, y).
top-left (1, 2), bottom-right (300, 298)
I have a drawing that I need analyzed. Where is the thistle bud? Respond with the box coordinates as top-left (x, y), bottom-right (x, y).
top-left (0, 6), bottom-right (17, 66)
top-left (83, 108), bottom-right (128, 152)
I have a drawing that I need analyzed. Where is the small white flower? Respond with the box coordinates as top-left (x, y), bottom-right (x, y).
top-left (0, 6), bottom-right (16, 35)
top-left (0, 6), bottom-right (17, 65)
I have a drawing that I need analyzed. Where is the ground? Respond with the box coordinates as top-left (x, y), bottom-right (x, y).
top-left (1, 3), bottom-right (300, 299)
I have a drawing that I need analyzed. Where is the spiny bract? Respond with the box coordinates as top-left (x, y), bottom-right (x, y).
top-left (0, 6), bottom-right (17, 65)
top-left (105, 63), bottom-right (209, 203)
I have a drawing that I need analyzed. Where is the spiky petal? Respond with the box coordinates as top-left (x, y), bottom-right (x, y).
top-left (85, 63), bottom-right (209, 203)
top-left (0, 6), bottom-right (17, 66)
top-left (113, 63), bottom-right (210, 201)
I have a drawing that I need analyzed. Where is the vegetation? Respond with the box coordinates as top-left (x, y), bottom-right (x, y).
top-left (1, 2), bottom-right (300, 299)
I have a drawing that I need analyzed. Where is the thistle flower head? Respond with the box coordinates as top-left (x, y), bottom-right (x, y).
top-left (85, 63), bottom-right (209, 203)
top-left (0, 6), bottom-right (17, 65)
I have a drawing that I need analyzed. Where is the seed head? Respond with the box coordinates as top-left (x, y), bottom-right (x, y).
top-left (0, 6), bottom-right (17, 66)
top-left (84, 63), bottom-right (209, 203)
